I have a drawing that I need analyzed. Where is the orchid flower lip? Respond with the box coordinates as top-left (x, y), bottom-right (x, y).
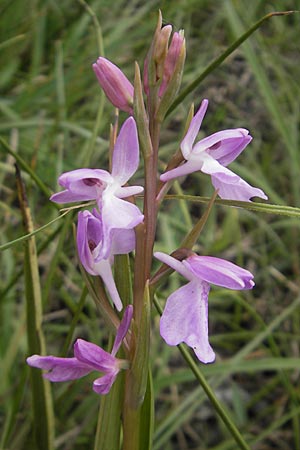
top-left (51, 117), bottom-right (143, 263)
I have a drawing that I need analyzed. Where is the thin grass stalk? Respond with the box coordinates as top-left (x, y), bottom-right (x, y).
top-left (0, 137), bottom-right (56, 204)
top-left (15, 165), bottom-right (54, 449)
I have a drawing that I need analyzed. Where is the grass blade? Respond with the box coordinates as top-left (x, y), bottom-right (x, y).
top-left (15, 165), bottom-right (54, 450)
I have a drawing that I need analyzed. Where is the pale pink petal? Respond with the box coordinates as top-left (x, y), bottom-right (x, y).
top-left (115, 185), bottom-right (144, 198)
top-left (112, 305), bottom-right (133, 356)
top-left (110, 228), bottom-right (136, 255)
top-left (77, 210), bottom-right (102, 276)
top-left (160, 281), bottom-right (215, 363)
top-left (154, 251), bottom-right (193, 280)
top-left (93, 371), bottom-right (119, 395)
top-left (193, 129), bottom-right (251, 164)
top-left (197, 153), bottom-right (268, 201)
top-left (50, 190), bottom-right (93, 203)
top-left (204, 130), bottom-right (251, 166)
top-left (111, 117), bottom-right (140, 185)
top-left (93, 259), bottom-right (123, 311)
top-left (183, 255), bottom-right (255, 290)
top-left (50, 168), bottom-right (112, 204)
top-left (196, 152), bottom-right (236, 178)
top-left (74, 339), bottom-right (116, 372)
top-left (211, 171), bottom-right (268, 201)
top-left (100, 194), bottom-right (144, 259)
top-left (57, 168), bottom-right (112, 187)
top-left (26, 355), bottom-right (92, 381)
top-left (180, 99), bottom-right (209, 159)
top-left (102, 194), bottom-right (144, 230)
top-left (160, 158), bottom-right (203, 182)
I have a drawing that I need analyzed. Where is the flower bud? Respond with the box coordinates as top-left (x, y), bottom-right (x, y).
top-left (93, 57), bottom-right (134, 114)
top-left (159, 30), bottom-right (185, 97)
top-left (143, 11), bottom-right (186, 115)
top-left (153, 24), bottom-right (172, 80)
top-left (156, 31), bottom-right (186, 121)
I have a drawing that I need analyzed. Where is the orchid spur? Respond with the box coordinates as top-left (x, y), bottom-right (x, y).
top-left (51, 117), bottom-right (144, 259)
top-left (154, 252), bottom-right (254, 363)
top-left (160, 99), bottom-right (268, 202)
top-left (27, 305), bottom-right (133, 395)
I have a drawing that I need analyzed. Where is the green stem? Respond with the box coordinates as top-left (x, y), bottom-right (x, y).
top-left (122, 396), bottom-right (142, 450)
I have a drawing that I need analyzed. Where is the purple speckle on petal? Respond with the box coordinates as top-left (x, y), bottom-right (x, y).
top-left (208, 141), bottom-right (222, 150)
top-left (88, 239), bottom-right (97, 251)
top-left (83, 178), bottom-right (104, 187)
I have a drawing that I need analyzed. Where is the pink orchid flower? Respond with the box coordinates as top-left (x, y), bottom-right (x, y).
top-left (160, 99), bottom-right (268, 202)
top-left (154, 252), bottom-right (254, 363)
top-left (51, 117), bottom-right (144, 258)
top-left (27, 305), bottom-right (133, 395)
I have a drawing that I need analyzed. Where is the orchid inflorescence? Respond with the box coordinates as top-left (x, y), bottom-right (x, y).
top-left (27, 12), bottom-right (267, 403)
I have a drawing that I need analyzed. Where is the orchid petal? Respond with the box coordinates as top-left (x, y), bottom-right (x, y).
top-left (93, 371), bottom-right (119, 395)
top-left (154, 251), bottom-right (192, 280)
top-left (50, 168), bottom-right (112, 204)
top-left (111, 117), bottom-right (140, 185)
top-left (193, 129), bottom-right (251, 162)
top-left (160, 280), bottom-right (215, 363)
top-left (110, 228), bottom-right (136, 256)
top-left (112, 305), bottom-right (133, 356)
top-left (196, 152), bottom-right (237, 179)
top-left (197, 153), bottom-right (268, 201)
top-left (100, 194), bottom-right (144, 258)
top-left (77, 210), bottom-right (102, 276)
top-left (74, 339), bottom-right (116, 372)
top-left (211, 171), bottom-right (268, 201)
top-left (181, 99), bottom-right (209, 159)
top-left (26, 355), bottom-right (92, 381)
top-left (93, 259), bottom-right (123, 311)
top-left (115, 185), bottom-right (144, 198)
top-left (160, 158), bottom-right (203, 182)
top-left (57, 168), bottom-right (112, 187)
top-left (50, 189), bottom-right (94, 204)
top-left (102, 194), bottom-right (144, 230)
top-left (183, 255), bottom-right (255, 290)
top-left (203, 130), bottom-right (252, 166)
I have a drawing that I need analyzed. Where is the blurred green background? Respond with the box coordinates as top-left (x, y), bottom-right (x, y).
top-left (1, 1), bottom-right (300, 449)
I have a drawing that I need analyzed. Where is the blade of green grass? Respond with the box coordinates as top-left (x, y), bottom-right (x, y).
top-left (167, 10), bottom-right (297, 116)
top-left (164, 194), bottom-right (300, 217)
top-left (225, 2), bottom-right (300, 205)
top-left (15, 165), bottom-right (54, 450)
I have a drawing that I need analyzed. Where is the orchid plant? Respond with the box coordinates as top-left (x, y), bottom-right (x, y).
top-left (26, 11), bottom-right (268, 450)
